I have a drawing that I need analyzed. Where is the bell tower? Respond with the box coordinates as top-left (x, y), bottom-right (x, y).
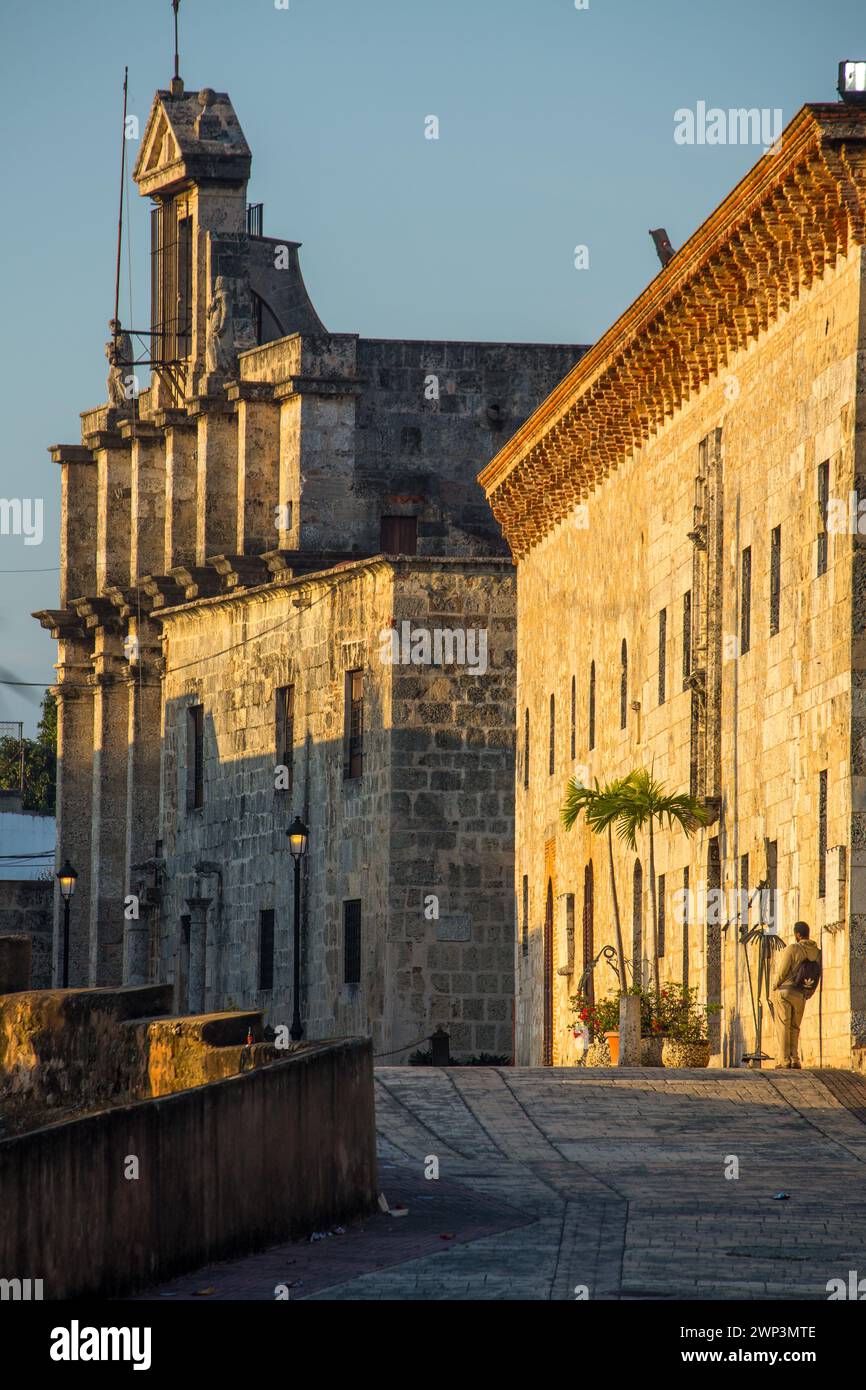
top-left (132, 82), bottom-right (253, 406)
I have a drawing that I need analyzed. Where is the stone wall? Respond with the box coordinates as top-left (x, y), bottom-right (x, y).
top-left (0, 882), bottom-right (52, 988)
top-left (158, 555), bottom-right (516, 1058)
top-left (0, 984), bottom-right (286, 1117)
top-left (514, 244), bottom-right (864, 1068)
top-left (0, 1036), bottom-right (377, 1299)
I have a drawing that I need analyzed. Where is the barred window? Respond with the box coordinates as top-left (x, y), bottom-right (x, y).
top-left (741, 546), bottom-right (751, 655)
top-left (818, 770), bottom-right (828, 899)
top-left (657, 873), bottom-right (666, 957)
top-left (682, 867), bottom-right (690, 990)
top-left (275, 684), bottom-right (294, 794)
top-left (740, 853), bottom-right (750, 927)
top-left (522, 874), bottom-right (529, 957)
top-left (769, 526), bottom-right (781, 636)
top-left (258, 909), bottom-right (275, 992)
top-left (620, 640), bottom-right (628, 730)
top-left (570, 675), bottom-right (576, 760)
top-left (658, 609), bottom-right (667, 706)
top-left (524, 708), bottom-right (530, 789)
top-left (632, 860), bottom-right (643, 983)
top-left (186, 704), bottom-right (204, 811)
top-left (765, 839), bottom-right (778, 930)
top-left (682, 590), bottom-right (692, 682)
top-left (344, 670), bottom-right (364, 779)
top-left (817, 460), bottom-right (830, 577)
top-left (343, 900), bottom-right (362, 984)
top-left (588, 661), bottom-right (596, 751)
top-left (549, 694), bottom-right (555, 775)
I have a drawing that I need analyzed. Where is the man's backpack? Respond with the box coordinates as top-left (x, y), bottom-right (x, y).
top-left (790, 951), bottom-right (822, 999)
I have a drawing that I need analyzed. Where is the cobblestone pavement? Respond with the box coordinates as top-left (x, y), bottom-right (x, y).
top-left (133, 1066), bottom-right (866, 1301)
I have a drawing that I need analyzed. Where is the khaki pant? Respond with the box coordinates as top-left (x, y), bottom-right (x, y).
top-left (773, 988), bottom-right (807, 1065)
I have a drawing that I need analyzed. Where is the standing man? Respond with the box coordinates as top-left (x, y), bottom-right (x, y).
top-left (771, 921), bottom-right (821, 1069)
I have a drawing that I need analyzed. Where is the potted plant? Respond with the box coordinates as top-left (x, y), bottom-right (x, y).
top-left (570, 990), bottom-right (623, 1066)
top-left (636, 988), bottom-right (665, 1066)
top-left (653, 983), bottom-right (720, 1068)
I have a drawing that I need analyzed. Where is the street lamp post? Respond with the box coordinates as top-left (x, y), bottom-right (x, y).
top-left (286, 816), bottom-right (309, 1041)
top-left (56, 859), bottom-right (78, 988)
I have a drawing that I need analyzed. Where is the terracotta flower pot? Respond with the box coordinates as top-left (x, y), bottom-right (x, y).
top-left (604, 1030), bottom-right (620, 1065)
top-left (661, 1038), bottom-right (711, 1069)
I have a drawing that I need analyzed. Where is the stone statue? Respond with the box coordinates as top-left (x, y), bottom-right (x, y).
top-left (206, 277), bottom-right (233, 375)
top-left (105, 319), bottom-right (135, 406)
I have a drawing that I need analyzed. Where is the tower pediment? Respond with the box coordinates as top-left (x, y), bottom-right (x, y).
top-left (133, 88), bottom-right (252, 198)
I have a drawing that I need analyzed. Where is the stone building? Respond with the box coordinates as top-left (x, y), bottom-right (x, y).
top-left (35, 73), bottom-right (584, 1056)
top-left (481, 97), bottom-right (866, 1069)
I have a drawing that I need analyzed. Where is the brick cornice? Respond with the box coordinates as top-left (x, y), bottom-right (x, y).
top-left (479, 103), bottom-right (866, 559)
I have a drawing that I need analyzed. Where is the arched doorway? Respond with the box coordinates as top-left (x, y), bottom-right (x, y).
top-left (583, 862), bottom-right (595, 1004)
top-left (543, 878), bottom-right (554, 1065)
top-left (707, 837), bottom-right (721, 1052)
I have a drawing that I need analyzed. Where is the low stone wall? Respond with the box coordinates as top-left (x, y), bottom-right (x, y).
top-left (0, 986), bottom-right (291, 1115)
top-left (0, 1037), bottom-right (377, 1299)
top-left (0, 882), bottom-right (52, 988)
top-left (0, 985), bottom-right (173, 1111)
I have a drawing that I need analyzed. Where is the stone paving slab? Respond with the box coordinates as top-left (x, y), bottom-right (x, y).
top-left (131, 1064), bottom-right (866, 1300)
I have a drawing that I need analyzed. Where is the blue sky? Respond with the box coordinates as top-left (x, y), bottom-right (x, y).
top-left (0, 0), bottom-right (863, 732)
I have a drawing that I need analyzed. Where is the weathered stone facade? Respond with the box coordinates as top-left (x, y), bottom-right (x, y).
top-left (481, 101), bottom-right (866, 1069)
top-left (0, 884), bottom-right (52, 988)
top-left (157, 557), bottom-right (515, 1056)
top-left (35, 73), bottom-right (584, 1057)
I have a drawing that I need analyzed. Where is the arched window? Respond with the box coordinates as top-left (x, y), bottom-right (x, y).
top-left (620, 639), bottom-right (628, 730)
top-left (549, 694), bottom-right (555, 775)
top-left (583, 862), bottom-right (595, 1005)
top-left (570, 675), bottom-right (576, 760)
top-left (588, 661), bottom-right (596, 752)
top-left (632, 859), bottom-right (643, 987)
top-left (523, 708), bottom-right (530, 789)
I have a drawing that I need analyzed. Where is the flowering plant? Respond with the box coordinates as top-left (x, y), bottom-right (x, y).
top-left (646, 983), bottom-right (720, 1043)
top-left (569, 990), bottom-right (618, 1040)
top-left (572, 982), bottom-right (720, 1043)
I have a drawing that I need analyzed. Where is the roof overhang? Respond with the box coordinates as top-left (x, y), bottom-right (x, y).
top-left (479, 103), bottom-right (866, 559)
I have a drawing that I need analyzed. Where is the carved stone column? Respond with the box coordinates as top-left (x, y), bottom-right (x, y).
top-left (231, 384), bottom-right (279, 555)
top-left (123, 628), bottom-right (163, 985)
top-left (164, 422), bottom-right (198, 570)
top-left (194, 403), bottom-right (238, 563)
top-left (91, 432), bottom-right (132, 592)
top-left (127, 424), bottom-right (167, 581)
top-left (88, 638), bottom-right (129, 985)
top-left (51, 640), bottom-right (94, 986)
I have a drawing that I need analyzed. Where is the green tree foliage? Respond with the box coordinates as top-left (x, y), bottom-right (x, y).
top-left (0, 692), bottom-right (56, 814)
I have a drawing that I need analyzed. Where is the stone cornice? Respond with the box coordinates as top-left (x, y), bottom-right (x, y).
top-left (155, 554), bottom-right (514, 623)
top-left (48, 445), bottom-right (94, 466)
top-left (479, 103), bottom-right (866, 559)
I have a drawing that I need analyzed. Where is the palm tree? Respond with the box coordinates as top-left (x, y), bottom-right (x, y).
top-left (614, 768), bottom-right (710, 995)
top-left (561, 776), bottom-right (634, 991)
